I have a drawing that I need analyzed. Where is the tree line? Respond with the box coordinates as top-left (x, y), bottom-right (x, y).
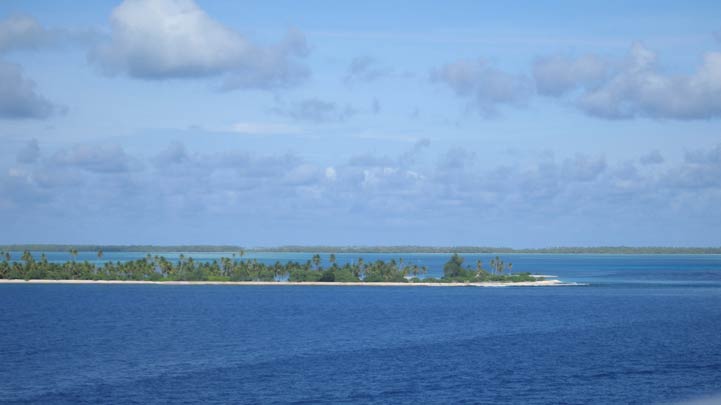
top-left (0, 251), bottom-right (537, 283)
top-left (2, 245), bottom-right (720, 254)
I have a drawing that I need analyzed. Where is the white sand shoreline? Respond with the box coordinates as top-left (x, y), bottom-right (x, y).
top-left (0, 279), bottom-right (578, 287)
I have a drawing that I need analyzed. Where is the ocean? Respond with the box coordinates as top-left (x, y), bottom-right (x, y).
top-left (1, 253), bottom-right (720, 403)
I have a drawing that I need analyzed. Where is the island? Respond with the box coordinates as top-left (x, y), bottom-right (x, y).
top-left (0, 251), bottom-right (565, 287)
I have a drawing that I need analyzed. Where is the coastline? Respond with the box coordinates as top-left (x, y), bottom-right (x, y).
top-left (0, 279), bottom-right (575, 287)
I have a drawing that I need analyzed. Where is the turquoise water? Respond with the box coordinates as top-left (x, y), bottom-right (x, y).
top-left (1, 253), bottom-right (721, 403)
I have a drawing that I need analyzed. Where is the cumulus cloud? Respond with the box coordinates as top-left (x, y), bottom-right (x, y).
top-left (347, 154), bottom-right (395, 168)
top-left (684, 144), bottom-right (721, 165)
top-left (90, 0), bottom-right (309, 89)
top-left (439, 147), bottom-right (476, 171)
top-left (0, 15), bottom-right (61, 53)
top-left (639, 150), bottom-right (664, 165)
top-left (663, 145), bottom-right (721, 190)
top-left (153, 141), bottom-right (309, 182)
top-left (0, 61), bottom-right (57, 119)
top-left (4, 140), bottom-right (721, 244)
top-left (50, 144), bottom-right (135, 173)
top-left (0, 168), bottom-right (51, 208)
top-left (533, 54), bottom-right (608, 96)
top-left (16, 139), bottom-right (40, 164)
top-left (398, 138), bottom-right (430, 165)
top-left (228, 122), bottom-right (302, 135)
top-left (324, 167), bottom-right (337, 181)
top-left (343, 56), bottom-right (389, 84)
top-left (0, 16), bottom-right (80, 120)
top-left (562, 154), bottom-right (607, 181)
top-left (274, 98), bottom-right (356, 123)
top-left (431, 59), bottom-right (530, 116)
top-left (0, 14), bottom-right (95, 54)
top-left (219, 29), bottom-right (309, 90)
top-left (537, 43), bottom-right (721, 120)
top-left (155, 141), bottom-right (189, 166)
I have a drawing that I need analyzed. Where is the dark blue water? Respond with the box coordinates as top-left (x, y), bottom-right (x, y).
top-left (2, 255), bottom-right (721, 404)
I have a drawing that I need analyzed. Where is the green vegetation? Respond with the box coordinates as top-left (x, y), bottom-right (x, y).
top-left (0, 251), bottom-right (536, 284)
top-left (1, 245), bottom-right (720, 254)
top-left (438, 253), bottom-right (535, 283)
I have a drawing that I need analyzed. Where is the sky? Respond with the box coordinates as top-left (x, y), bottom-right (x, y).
top-left (1, 0), bottom-right (721, 247)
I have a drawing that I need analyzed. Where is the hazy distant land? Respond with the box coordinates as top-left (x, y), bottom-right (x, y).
top-left (1, 245), bottom-right (721, 254)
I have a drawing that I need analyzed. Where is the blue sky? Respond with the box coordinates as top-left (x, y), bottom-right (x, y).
top-left (1, 0), bottom-right (721, 247)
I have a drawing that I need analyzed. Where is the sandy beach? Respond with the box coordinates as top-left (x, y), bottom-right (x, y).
top-left (0, 279), bottom-right (574, 287)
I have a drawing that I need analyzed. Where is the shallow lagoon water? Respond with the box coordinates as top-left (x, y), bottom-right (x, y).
top-left (1, 254), bottom-right (721, 403)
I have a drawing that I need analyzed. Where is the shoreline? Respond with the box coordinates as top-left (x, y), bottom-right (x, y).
top-left (0, 279), bottom-right (577, 287)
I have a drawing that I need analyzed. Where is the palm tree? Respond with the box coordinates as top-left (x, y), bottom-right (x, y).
top-left (312, 254), bottom-right (321, 270)
top-left (187, 257), bottom-right (195, 279)
top-left (69, 248), bottom-right (78, 261)
top-left (476, 259), bottom-right (487, 279)
top-left (508, 263), bottom-right (513, 275)
top-left (97, 248), bottom-right (103, 260)
top-left (178, 254), bottom-right (185, 275)
top-left (158, 256), bottom-right (173, 278)
top-left (354, 257), bottom-right (364, 279)
top-left (21, 250), bottom-right (33, 263)
top-left (329, 254), bottom-right (336, 266)
top-left (494, 256), bottom-right (504, 275)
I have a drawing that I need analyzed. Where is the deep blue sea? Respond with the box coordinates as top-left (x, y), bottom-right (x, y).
top-left (2, 253), bottom-right (721, 404)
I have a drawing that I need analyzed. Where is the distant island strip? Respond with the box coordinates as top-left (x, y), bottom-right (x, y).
top-left (2, 245), bottom-right (720, 254)
top-left (0, 280), bottom-right (567, 287)
top-left (0, 252), bottom-right (570, 286)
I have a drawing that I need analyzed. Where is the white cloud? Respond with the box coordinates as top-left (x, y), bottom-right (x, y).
top-left (343, 55), bottom-right (390, 84)
top-left (90, 0), bottom-right (309, 89)
top-left (536, 43), bottom-right (721, 120)
top-left (155, 141), bottom-right (189, 166)
top-left (639, 150), bottom-right (664, 165)
top-left (533, 54), bottom-right (608, 96)
top-left (0, 15), bottom-right (58, 53)
top-left (663, 145), bottom-right (721, 189)
top-left (0, 14), bottom-right (95, 54)
top-left (0, 61), bottom-right (57, 119)
top-left (16, 139), bottom-right (40, 164)
top-left (562, 154), bottom-right (606, 182)
top-left (229, 122), bottom-right (302, 135)
top-left (431, 59), bottom-right (530, 116)
top-left (325, 166), bottom-right (337, 181)
top-left (5, 140), bottom-right (721, 244)
top-left (0, 16), bottom-right (83, 120)
top-left (50, 144), bottom-right (135, 173)
top-left (274, 98), bottom-right (356, 123)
